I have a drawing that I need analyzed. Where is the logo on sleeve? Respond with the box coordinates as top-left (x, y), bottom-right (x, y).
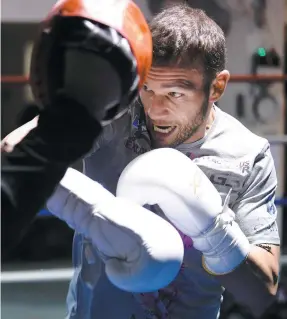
top-left (132, 115), bottom-right (140, 128)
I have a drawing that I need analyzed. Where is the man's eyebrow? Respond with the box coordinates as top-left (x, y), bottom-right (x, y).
top-left (160, 80), bottom-right (196, 90)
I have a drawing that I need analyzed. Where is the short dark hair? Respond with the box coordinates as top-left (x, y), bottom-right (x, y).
top-left (149, 4), bottom-right (227, 85)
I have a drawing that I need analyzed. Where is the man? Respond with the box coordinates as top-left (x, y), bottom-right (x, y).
top-left (3, 4), bottom-right (280, 319)
top-left (1, 0), bottom-right (152, 255)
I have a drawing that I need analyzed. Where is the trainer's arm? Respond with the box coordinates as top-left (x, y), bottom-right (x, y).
top-left (1, 116), bottom-right (39, 152)
top-left (1, 109), bottom-right (102, 256)
top-left (1, 119), bottom-right (68, 256)
top-left (216, 145), bottom-right (280, 317)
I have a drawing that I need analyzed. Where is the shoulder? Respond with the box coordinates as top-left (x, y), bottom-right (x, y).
top-left (194, 108), bottom-right (272, 201)
top-left (85, 109), bottom-right (133, 155)
top-left (205, 107), bottom-right (269, 159)
top-left (82, 105), bottom-right (150, 188)
top-left (85, 102), bottom-right (150, 157)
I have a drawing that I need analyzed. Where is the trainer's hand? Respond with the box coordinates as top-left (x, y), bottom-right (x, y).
top-left (30, 0), bottom-right (152, 126)
top-left (117, 148), bottom-right (251, 275)
top-left (47, 168), bottom-right (184, 292)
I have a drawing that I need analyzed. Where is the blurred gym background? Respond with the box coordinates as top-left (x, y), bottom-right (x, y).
top-left (1, 0), bottom-right (287, 318)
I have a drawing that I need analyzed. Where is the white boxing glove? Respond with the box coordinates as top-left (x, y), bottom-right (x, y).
top-left (46, 168), bottom-right (184, 292)
top-left (117, 148), bottom-right (251, 275)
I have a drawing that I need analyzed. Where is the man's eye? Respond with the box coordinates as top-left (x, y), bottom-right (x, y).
top-left (143, 84), bottom-right (151, 92)
top-left (168, 92), bottom-right (183, 98)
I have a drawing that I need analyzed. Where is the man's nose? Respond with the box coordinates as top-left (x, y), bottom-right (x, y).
top-left (146, 95), bottom-right (169, 120)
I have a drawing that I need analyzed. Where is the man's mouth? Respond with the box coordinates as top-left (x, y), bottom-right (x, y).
top-left (153, 124), bottom-right (176, 134)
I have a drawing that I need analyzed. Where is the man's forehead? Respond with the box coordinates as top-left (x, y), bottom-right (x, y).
top-left (146, 67), bottom-right (204, 88)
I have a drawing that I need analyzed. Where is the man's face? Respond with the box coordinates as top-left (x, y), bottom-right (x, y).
top-left (140, 67), bottom-right (210, 148)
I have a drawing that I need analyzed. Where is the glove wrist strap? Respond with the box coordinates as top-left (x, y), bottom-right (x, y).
top-left (201, 212), bottom-right (250, 275)
top-left (193, 191), bottom-right (251, 275)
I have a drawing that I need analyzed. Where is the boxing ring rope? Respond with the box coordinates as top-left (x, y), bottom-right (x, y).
top-left (4, 256), bottom-right (287, 284)
top-left (1, 268), bottom-right (74, 283)
top-left (2, 74), bottom-right (287, 83)
top-left (4, 254), bottom-right (287, 285)
top-left (1, 73), bottom-right (287, 283)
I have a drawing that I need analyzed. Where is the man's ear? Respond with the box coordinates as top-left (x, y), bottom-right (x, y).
top-left (209, 70), bottom-right (230, 103)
